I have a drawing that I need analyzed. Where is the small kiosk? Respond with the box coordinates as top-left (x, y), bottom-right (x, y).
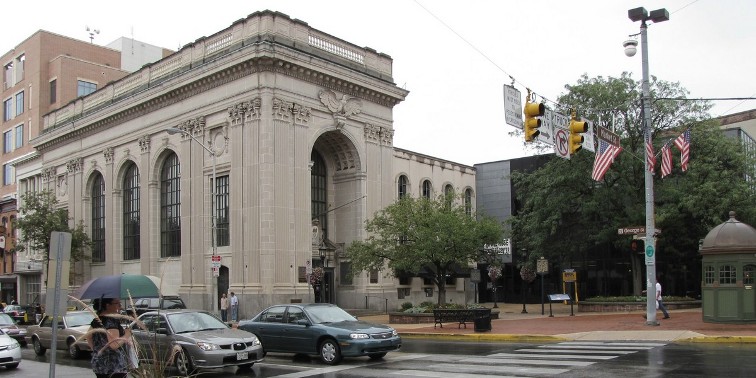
top-left (700, 211), bottom-right (756, 323)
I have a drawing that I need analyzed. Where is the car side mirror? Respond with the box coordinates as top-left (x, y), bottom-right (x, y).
top-left (295, 319), bottom-right (310, 326)
top-left (156, 328), bottom-right (169, 335)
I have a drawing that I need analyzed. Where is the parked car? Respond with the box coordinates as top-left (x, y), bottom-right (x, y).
top-left (123, 296), bottom-right (186, 317)
top-left (0, 313), bottom-right (26, 346)
top-left (2, 305), bottom-right (27, 324)
top-left (238, 303), bottom-right (401, 365)
top-left (0, 329), bottom-right (21, 369)
top-left (27, 311), bottom-right (95, 359)
top-left (130, 309), bottom-right (263, 375)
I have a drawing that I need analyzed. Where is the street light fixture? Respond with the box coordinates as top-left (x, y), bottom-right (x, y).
top-left (166, 127), bottom-right (218, 314)
top-left (626, 6), bottom-right (669, 326)
top-left (318, 245), bottom-right (328, 303)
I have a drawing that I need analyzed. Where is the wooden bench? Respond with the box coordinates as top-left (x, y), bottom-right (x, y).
top-left (432, 309), bottom-right (484, 328)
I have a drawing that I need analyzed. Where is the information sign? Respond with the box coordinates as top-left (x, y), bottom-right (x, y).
top-left (562, 269), bottom-right (577, 282)
top-left (503, 85), bottom-right (522, 129)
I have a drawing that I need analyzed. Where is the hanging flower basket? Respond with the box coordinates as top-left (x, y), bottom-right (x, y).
top-left (309, 267), bottom-right (324, 286)
top-left (488, 265), bottom-right (501, 280)
top-left (520, 265), bottom-right (536, 283)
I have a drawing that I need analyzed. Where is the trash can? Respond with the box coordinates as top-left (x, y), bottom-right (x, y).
top-left (473, 308), bottom-right (491, 332)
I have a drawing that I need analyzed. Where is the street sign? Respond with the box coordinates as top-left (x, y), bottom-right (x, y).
top-left (541, 109), bottom-right (569, 145)
top-left (470, 269), bottom-right (481, 283)
top-left (581, 118), bottom-right (596, 153)
top-left (618, 226), bottom-right (661, 235)
top-left (562, 269), bottom-right (577, 282)
top-left (211, 255), bottom-right (221, 277)
top-left (554, 128), bottom-right (570, 159)
top-left (596, 126), bottom-right (621, 147)
top-left (645, 245), bottom-right (655, 265)
top-left (503, 85), bottom-right (522, 129)
top-left (537, 258), bottom-right (549, 275)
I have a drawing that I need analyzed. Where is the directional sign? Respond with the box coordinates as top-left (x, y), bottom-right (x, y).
top-left (597, 126), bottom-right (620, 147)
top-left (503, 85), bottom-right (522, 129)
top-left (541, 109), bottom-right (569, 145)
top-left (645, 245), bottom-right (655, 265)
top-left (554, 128), bottom-right (570, 159)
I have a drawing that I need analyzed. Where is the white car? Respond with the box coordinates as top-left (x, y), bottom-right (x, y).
top-left (0, 329), bottom-right (21, 369)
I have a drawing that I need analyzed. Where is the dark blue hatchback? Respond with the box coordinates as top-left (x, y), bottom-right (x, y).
top-left (238, 303), bottom-right (401, 365)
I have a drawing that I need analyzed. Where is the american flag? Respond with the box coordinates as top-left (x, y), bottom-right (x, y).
top-left (645, 132), bottom-right (656, 173)
top-left (661, 144), bottom-right (672, 178)
top-left (674, 128), bottom-right (691, 171)
top-left (591, 139), bottom-right (622, 181)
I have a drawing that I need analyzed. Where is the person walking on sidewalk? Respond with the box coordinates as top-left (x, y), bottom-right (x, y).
top-left (229, 292), bottom-right (239, 322)
top-left (657, 280), bottom-right (670, 319)
top-left (220, 293), bottom-right (229, 322)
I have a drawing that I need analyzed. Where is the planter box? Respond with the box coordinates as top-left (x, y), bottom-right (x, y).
top-left (389, 309), bottom-right (499, 324)
top-left (578, 300), bottom-right (701, 312)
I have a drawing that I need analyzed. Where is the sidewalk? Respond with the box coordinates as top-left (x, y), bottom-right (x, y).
top-left (360, 302), bottom-right (756, 343)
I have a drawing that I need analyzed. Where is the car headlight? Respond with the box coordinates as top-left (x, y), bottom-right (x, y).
top-left (196, 341), bottom-right (221, 351)
top-left (391, 329), bottom-right (398, 337)
top-left (7, 340), bottom-right (20, 350)
top-left (349, 333), bottom-right (369, 339)
top-left (252, 337), bottom-right (261, 346)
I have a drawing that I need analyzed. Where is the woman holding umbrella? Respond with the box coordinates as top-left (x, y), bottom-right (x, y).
top-left (86, 297), bottom-right (132, 378)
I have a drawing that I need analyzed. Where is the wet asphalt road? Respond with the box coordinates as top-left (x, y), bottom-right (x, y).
top-left (18, 339), bottom-right (756, 377)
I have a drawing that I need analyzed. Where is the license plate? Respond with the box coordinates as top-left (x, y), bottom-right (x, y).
top-left (236, 351), bottom-right (248, 361)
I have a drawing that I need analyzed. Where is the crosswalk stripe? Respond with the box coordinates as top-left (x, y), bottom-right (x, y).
top-left (490, 352), bottom-right (618, 360)
top-left (392, 369), bottom-right (527, 378)
top-left (428, 362), bottom-right (570, 376)
top-left (559, 341), bottom-right (666, 347)
top-left (516, 348), bottom-right (633, 355)
top-left (461, 357), bottom-right (594, 367)
top-left (539, 344), bottom-right (653, 350)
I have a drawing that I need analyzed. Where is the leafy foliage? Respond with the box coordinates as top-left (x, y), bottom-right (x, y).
top-left (510, 73), bottom-right (756, 295)
top-left (14, 191), bottom-right (92, 283)
top-left (347, 193), bottom-right (504, 305)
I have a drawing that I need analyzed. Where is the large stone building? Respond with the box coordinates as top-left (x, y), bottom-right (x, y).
top-left (15, 10), bottom-right (476, 316)
top-left (1, 30), bottom-right (170, 304)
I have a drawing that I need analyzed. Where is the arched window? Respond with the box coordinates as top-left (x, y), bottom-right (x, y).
top-left (464, 188), bottom-right (473, 216)
top-left (311, 151), bottom-right (327, 238)
top-left (91, 173), bottom-right (105, 263)
top-left (123, 163), bottom-right (140, 260)
top-left (398, 175), bottom-right (408, 199)
top-left (444, 184), bottom-right (454, 207)
top-left (160, 153), bottom-right (181, 257)
top-left (422, 180), bottom-right (431, 199)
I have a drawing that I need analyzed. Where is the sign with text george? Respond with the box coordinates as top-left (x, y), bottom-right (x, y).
top-left (503, 85), bottom-right (523, 129)
top-left (596, 125), bottom-right (621, 147)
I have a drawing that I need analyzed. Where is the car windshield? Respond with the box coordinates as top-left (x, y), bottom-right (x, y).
top-left (3, 305), bottom-right (21, 312)
top-left (168, 312), bottom-right (227, 334)
top-left (66, 313), bottom-right (96, 327)
top-left (306, 306), bottom-right (356, 324)
top-left (0, 314), bottom-right (14, 325)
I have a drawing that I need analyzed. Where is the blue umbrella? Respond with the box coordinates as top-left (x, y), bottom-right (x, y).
top-left (75, 274), bottom-right (172, 299)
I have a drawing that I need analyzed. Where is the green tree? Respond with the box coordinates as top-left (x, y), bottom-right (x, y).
top-left (14, 190), bottom-right (92, 285)
top-left (347, 194), bottom-right (504, 305)
top-left (510, 73), bottom-right (756, 295)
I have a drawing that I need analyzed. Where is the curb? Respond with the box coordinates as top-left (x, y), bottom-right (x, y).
top-left (400, 332), bottom-right (568, 343)
top-left (680, 336), bottom-right (756, 344)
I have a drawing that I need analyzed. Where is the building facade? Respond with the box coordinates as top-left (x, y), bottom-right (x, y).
top-left (16, 11), bottom-right (476, 317)
top-left (1, 31), bottom-right (132, 304)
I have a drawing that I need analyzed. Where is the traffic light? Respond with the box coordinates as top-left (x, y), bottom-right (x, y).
top-left (523, 101), bottom-right (545, 142)
top-left (568, 116), bottom-right (587, 154)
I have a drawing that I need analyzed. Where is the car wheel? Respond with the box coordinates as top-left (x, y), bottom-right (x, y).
top-left (369, 352), bottom-right (387, 360)
top-left (175, 348), bottom-right (195, 376)
top-left (5, 363), bottom-right (18, 369)
top-left (319, 339), bottom-right (342, 365)
top-left (68, 339), bottom-right (81, 359)
top-left (32, 337), bottom-right (47, 356)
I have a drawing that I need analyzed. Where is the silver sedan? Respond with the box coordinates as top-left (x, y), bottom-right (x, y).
top-left (131, 309), bottom-right (263, 375)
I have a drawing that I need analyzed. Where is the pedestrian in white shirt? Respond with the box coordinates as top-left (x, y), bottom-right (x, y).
top-left (229, 292), bottom-right (239, 322)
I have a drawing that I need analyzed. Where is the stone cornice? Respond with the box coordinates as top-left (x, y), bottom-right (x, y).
top-left (36, 55), bottom-right (403, 152)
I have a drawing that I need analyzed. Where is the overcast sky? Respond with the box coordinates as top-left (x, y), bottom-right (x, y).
top-left (5, 0), bottom-right (755, 166)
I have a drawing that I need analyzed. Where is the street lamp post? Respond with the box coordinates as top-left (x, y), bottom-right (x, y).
top-left (626, 7), bottom-right (669, 326)
top-left (319, 246), bottom-right (327, 303)
top-left (166, 127), bottom-right (218, 314)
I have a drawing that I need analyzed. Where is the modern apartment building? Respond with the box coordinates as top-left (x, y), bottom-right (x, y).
top-left (0, 30), bottom-right (170, 304)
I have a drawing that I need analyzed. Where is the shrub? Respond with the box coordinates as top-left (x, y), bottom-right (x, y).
top-left (400, 302), bottom-right (413, 311)
top-left (419, 301), bottom-right (435, 308)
